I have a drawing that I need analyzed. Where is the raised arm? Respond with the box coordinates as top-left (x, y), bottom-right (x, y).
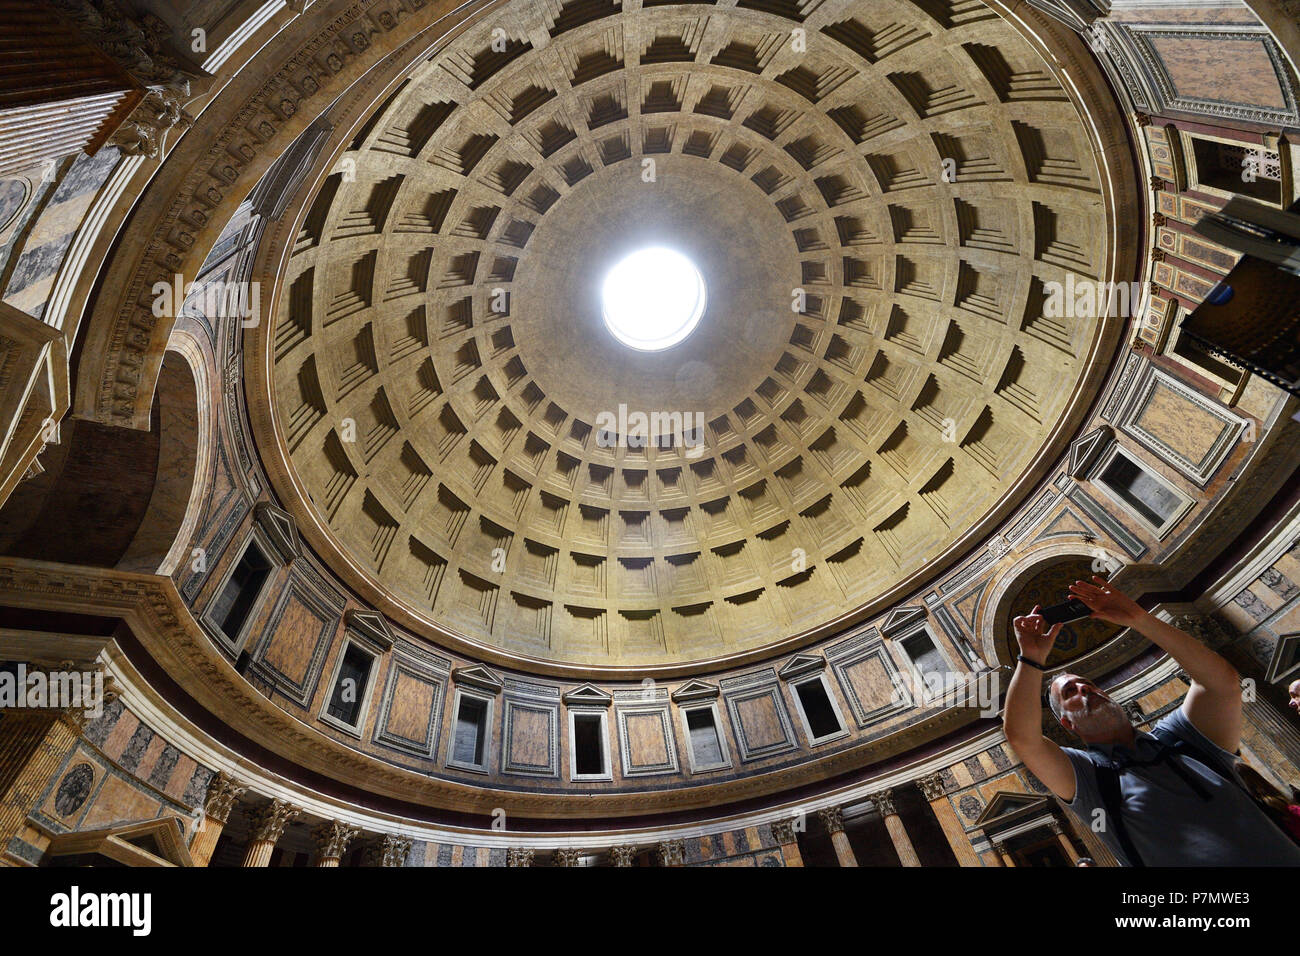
top-left (1002, 605), bottom-right (1076, 802)
top-left (1069, 576), bottom-right (1243, 753)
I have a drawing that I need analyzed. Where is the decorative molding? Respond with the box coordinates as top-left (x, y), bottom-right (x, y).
top-left (562, 683), bottom-right (612, 707)
top-left (1067, 425), bottom-right (1115, 478)
top-left (1115, 368), bottom-right (1249, 487)
top-left (723, 683), bottom-right (798, 763)
top-left (828, 641), bottom-right (912, 728)
top-left (1064, 484), bottom-right (1148, 559)
top-left (881, 606), bottom-right (928, 636)
top-left (1129, 26), bottom-right (1300, 126)
top-left (670, 679), bottom-right (719, 703)
top-left (616, 704), bottom-right (680, 777)
top-left (776, 653), bottom-right (826, 681)
top-left (500, 698), bottom-right (559, 778)
top-left (452, 663), bottom-right (503, 694)
top-left (252, 501), bottom-right (301, 562)
top-left (344, 608), bottom-right (394, 653)
top-left (371, 655), bottom-right (443, 758)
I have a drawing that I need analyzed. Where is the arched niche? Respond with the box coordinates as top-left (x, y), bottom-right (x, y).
top-left (117, 333), bottom-right (211, 575)
top-left (980, 545), bottom-right (1124, 670)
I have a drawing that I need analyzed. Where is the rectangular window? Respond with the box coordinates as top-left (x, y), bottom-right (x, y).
top-left (572, 713), bottom-right (607, 778)
top-left (325, 644), bottom-right (372, 727)
top-left (793, 677), bottom-right (844, 742)
top-left (1098, 453), bottom-right (1184, 529)
top-left (451, 695), bottom-right (489, 769)
top-left (685, 706), bottom-right (725, 769)
top-left (901, 630), bottom-right (949, 683)
top-left (210, 542), bottom-right (272, 643)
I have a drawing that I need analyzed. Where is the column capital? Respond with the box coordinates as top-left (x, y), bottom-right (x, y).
top-left (817, 805), bottom-right (844, 834)
top-left (248, 798), bottom-right (301, 844)
top-left (507, 846), bottom-right (535, 867)
top-left (916, 773), bottom-right (947, 801)
top-left (609, 845), bottom-right (638, 867)
top-left (770, 819), bottom-right (798, 845)
top-left (312, 820), bottom-right (360, 860)
top-left (554, 847), bottom-right (584, 867)
top-left (655, 839), bottom-right (685, 866)
top-left (1048, 819), bottom-right (1064, 836)
top-left (873, 788), bottom-right (898, 817)
top-left (203, 772), bottom-right (248, 825)
top-left (379, 834), bottom-right (412, 867)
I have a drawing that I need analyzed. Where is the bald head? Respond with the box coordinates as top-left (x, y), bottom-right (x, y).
top-left (1048, 673), bottom-right (1130, 741)
top-left (1288, 679), bottom-right (1300, 715)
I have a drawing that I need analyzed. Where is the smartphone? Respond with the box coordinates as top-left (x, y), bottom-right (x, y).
top-left (1040, 597), bottom-right (1091, 626)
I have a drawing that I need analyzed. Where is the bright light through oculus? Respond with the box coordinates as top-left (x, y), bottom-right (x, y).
top-left (601, 247), bottom-right (706, 351)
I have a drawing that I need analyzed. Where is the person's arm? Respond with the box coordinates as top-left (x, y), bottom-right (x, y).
top-left (1002, 605), bottom-right (1077, 801)
top-left (1069, 576), bottom-right (1243, 753)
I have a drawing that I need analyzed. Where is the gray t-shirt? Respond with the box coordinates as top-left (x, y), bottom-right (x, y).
top-left (1063, 708), bottom-right (1300, 866)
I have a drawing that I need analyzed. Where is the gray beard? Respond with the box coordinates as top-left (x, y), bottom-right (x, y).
top-left (1070, 696), bottom-right (1128, 737)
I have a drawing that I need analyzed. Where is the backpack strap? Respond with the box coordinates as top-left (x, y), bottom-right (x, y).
top-left (1093, 760), bottom-right (1145, 867)
top-left (1150, 724), bottom-right (1238, 786)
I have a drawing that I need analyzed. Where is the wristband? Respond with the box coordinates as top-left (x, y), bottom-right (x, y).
top-left (1017, 654), bottom-right (1047, 671)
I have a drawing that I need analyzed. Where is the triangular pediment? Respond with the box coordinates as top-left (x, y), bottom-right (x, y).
top-left (452, 663), bottom-right (503, 693)
top-left (45, 817), bottom-right (194, 867)
top-left (253, 501), bottom-right (301, 561)
top-left (1266, 631), bottom-right (1300, 683)
top-left (972, 790), bottom-right (1052, 828)
top-left (881, 605), bottom-right (926, 636)
top-left (344, 609), bottom-right (394, 652)
top-left (777, 653), bottom-right (825, 680)
top-left (1067, 425), bottom-right (1114, 478)
top-left (562, 682), bottom-right (612, 706)
top-left (670, 679), bottom-right (719, 703)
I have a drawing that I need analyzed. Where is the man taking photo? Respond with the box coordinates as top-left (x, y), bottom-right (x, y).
top-left (1003, 575), bottom-right (1300, 866)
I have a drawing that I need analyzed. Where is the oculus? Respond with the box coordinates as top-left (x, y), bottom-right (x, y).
top-left (600, 246), bottom-right (706, 351)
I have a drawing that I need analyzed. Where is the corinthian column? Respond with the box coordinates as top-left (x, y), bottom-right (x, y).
top-left (874, 789), bottom-right (921, 867)
top-left (609, 845), bottom-right (638, 867)
top-left (554, 847), bottom-right (584, 867)
top-left (1049, 820), bottom-right (1080, 864)
top-left (311, 820), bottom-right (360, 867)
top-left (241, 799), bottom-right (300, 867)
top-left (916, 773), bottom-right (981, 866)
top-left (655, 839), bottom-right (685, 867)
top-left (770, 819), bottom-right (804, 867)
top-left (818, 806), bottom-right (857, 867)
top-left (379, 835), bottom-right (412, 867)
top-left (0, 709), bottom-right (86, 857)
top-left (189, 772), bottom-right (247, 867)
top-left (506, 847), bottom-right (534, 867)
